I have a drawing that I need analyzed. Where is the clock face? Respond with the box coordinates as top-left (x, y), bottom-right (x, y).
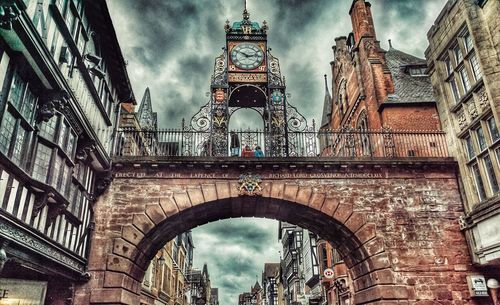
top-left (231, 43), bottom-right (264, 70)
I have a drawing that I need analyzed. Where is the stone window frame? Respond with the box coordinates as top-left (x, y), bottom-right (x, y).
top-left (441, 26), bottom-right (483, 107)
top-left (462, 117), bottom-right (500, 202)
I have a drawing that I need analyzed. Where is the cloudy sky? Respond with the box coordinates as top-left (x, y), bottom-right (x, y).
top-left (106, 0), bottom-right (447, 304)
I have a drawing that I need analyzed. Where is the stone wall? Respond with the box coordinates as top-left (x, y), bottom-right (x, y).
top-left (73, 158), bottom-right (483, 305)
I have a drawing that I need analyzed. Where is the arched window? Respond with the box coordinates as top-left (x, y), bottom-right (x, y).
top-left (356, 110), bottom-right (371, 156)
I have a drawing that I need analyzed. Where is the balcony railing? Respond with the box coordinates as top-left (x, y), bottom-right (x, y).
top-left (113, 128), bottom-right (449, 158)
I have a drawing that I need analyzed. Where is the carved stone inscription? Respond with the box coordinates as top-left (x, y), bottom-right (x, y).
top-left (114, 170), bottom-right (385, 179)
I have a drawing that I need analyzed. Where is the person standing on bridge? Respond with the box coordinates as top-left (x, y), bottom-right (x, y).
top-left (230, 131), bottom-right (240, 156)
top-left (242, 145), bottom-right (254, 157)
top-left (254, 146), bottom-right (264, 157)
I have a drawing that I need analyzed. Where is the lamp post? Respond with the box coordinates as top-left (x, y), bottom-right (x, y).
top-left (487, 278), bottom-right (499, 305)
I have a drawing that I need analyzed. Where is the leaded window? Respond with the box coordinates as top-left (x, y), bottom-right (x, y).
top-left (487, 117), bottom-right (499, 143)
top-left (453, 44), bottom-right (463, 65)
top-left (449, 77), bottom-right (460, 103)
top-left (483, 155), bottom-right (499, 194)
top-left (0, 70), bottom-right (37, 169)
top-left (469, 52), bottom-right (482, 81)
top-left (464, 119), bottom-right (500, 202)
top-left (459, 67), bottom-right (471, 92)
top-left (472, 163), bottom-right (487, 201)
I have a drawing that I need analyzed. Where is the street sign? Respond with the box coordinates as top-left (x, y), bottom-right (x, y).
top-left (467, 275), bottom-right (488, 297)
top-left (323, 268), bottom-right (334, 279)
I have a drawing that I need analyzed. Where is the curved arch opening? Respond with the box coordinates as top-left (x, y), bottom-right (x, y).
top-left (228, 85), bottom-right (267, 108)
top-left (228, 108), bottom-right (265, 155)
top-left (137, 198), bottom-right (366, 270)
top-left (131, 198), bottom-right (369, 305)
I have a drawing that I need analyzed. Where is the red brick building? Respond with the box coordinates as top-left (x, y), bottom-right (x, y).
top-left (321, 0), bottom-right (441, 132)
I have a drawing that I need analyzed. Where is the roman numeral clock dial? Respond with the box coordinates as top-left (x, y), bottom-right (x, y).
top-left (231, 43), bottom-right (264, 70)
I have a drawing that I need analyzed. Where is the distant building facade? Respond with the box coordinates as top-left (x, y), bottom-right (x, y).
top-left (190, 263), bottom-right (212, 305)
top-left (0, 0), bottom-right (134, 303)
top-left (279, 222), bottom-right (322, 305)
top-left (141, 232), bottom-right (194, 305)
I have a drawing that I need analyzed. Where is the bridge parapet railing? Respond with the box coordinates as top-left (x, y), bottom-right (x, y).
top-left (113, 128), bottom-right (449, 158)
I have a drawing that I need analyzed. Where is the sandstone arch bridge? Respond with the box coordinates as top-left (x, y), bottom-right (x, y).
top-left (75, 128), bottom-right (476, 305)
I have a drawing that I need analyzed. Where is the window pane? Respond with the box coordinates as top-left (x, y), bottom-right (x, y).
top-left (67, 131), bottom-right (76, 156)
top-left (33, 143), bottom-right (52, 183)
top-left (52, 154), bottom-right (63, 187)
top-left (8, 72), bottom-right (26, 109)
top-left (449, 77), bottom-right (460, 103)
top-left (445, 57), bottom-right (452, 75)
top-left (476, 127), bottom-right (487, 151)
top-left (58, 121), bottom-right (68, 148)
top-left (483, 155), bottom-right (499, 194)
top-left (459, 67), bottom-right (471, 92)
top-left (465, 136), bottom-right (475, 159)
top-left (12, 128), bottom-right (27, 166)
top-left (464, 31), bottom-right (473, 53)
top-left (0, 111), bottom-right (16, 153)
top-left (454, 45), bottom-right (463, 64)
top-left (487, 117), bottom-right (499, 142)
top-left (39, 115), bottom-right (58, 141)
top-left (469, 52), bottom-right (482, 81)
top-left (472, 163), bottom-right (487, 201)
top-left (21, 87), bottom-right (37, 123)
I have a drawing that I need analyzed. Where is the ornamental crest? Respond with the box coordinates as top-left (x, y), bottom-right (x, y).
top-left (238, 173), bottom-right (263, 196)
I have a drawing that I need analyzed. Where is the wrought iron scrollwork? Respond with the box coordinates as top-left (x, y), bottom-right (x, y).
top-left (382, 127), bottom-right (395, 157)
top-left (211, 51), bottom-right (227, 86)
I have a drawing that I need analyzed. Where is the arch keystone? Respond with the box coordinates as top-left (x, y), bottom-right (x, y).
top-left (132, 213), bottom-right (155, 235)
top-left (201, 184), bottom-right (217, 202)
top-left (356, 223), bottom-right (377, 244)
top-left (215, 182), bottom-right (231, 199)
top-left (173, 191), bottom-right (192, 211)
top-left (321, 196), bottom-right (340, 216)
top-left (145, 203), bottom-right (167, 225)
top-left (283, 184), bottom-right (299, 202)
top-left (113, 238), bottom-right (142, 260)
top-left (106, 254), bottom-right (145, 282)
top-left (270, 182), bottom-right (285, 199)
top-left (308, 192), bottom-right (325, 210)
top-left (121, 225), bottom-right (144, 246)
top-left (159, 197), bottom-right (178, 216)
top-left (333, 203), bottom-right (353, 224)
top-left (187, 187), bottom-right (205, 206)
top-left (345, 212), bottom-right (366, 233)
top-left (296, 187), bottom-right (313, 205)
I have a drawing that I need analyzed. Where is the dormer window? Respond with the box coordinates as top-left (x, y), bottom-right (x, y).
top-left (409, 66), bottom-right (428, 76)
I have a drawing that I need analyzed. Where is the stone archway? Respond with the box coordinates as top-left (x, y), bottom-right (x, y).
top-left (74, 158), bottom-right (474, 305)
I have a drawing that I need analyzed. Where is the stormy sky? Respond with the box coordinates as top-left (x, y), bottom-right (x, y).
top-left (106, 1), bottom-right (447, 304)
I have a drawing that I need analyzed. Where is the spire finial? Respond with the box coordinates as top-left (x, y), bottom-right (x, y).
top-left (243, 0), bottom-right (250, 20)
top-left (388, 39), bottom-right (393, 49)
top-left (324, 74), bottom-right (329, 90)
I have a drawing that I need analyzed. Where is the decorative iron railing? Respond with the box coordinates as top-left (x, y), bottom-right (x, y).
top-left (113, 128), bottom-right (449, 158)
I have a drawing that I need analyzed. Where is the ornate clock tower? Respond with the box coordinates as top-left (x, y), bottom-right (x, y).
top-left (185, 5), bottom-right (311, 157)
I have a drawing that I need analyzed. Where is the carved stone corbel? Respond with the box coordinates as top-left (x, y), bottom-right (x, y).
top-left (75, 138), bottom-right (96, 163)
top-left (94, 172), bottom-right (114, 197)
top-left (32, 191), bottom-right (55, 219)
top-left (0, 0), bottom-right (24, 30)
top-left (36, 90), bottom-right (70, 123)
top-left (46, 200), bottom-right (69, 228)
